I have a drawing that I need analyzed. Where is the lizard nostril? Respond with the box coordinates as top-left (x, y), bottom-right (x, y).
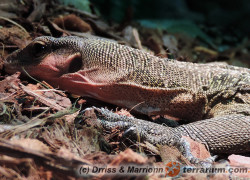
top-left (68, 55), bottom-right (82, 73)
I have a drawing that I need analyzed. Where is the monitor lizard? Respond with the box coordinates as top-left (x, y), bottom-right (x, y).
top-left (4, 36), bottom-right (250, 165)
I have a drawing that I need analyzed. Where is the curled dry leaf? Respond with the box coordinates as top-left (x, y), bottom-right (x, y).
top-left (53, 14), bottom-right (92, 33)
top-left (182, 136), bottom-right (211, 160)
top-left (123, 26), bottom-right (142, 50)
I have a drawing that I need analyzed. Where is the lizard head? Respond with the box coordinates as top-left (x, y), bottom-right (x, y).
top-left (5, 36), bottom-right (83, 80)
top-left (4, 36), bottom-right (126, 98)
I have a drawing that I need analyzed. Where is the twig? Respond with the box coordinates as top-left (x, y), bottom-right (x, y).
top-left (0, 42), bottom-right (5, 56)
top-left (22, 67), bottom-right (51, 89)
top-left (0, 107), bottom-right (78, 137)
top-left (20, 83), bottom-right (65, 111)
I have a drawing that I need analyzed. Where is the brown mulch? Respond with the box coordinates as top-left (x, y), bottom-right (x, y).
top-left (0, 0), bottom-right (249, 179)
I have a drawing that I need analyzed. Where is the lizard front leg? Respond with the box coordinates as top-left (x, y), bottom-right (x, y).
top-left (77, 107), bottom-right (234, 167)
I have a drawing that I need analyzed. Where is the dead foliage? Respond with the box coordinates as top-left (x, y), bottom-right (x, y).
top-left (0, 0), bottom-right (249, 179)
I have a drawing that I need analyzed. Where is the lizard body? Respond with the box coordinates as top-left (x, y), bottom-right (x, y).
top-left (4, 36), bottom-right (250, 155)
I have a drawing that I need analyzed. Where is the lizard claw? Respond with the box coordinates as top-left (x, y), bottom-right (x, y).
top-left (177, 137), bottom-right (216, 168)
top-left (123, 125), bottom-right (139, 137)
top-left (122, 124), bottom-right (146, 142)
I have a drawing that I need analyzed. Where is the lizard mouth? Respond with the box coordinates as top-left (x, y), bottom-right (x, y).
top-left (5, 49), bottom-right (21, 64)
top-left (4, 50), bottom-right (23, 74)
top-left (30, 52), bottom-right (84, 78)
top-left (4, 50), bottom-right (83, 78)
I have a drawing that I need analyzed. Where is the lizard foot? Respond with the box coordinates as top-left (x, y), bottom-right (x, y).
top-left (78, 107), bottom-right (216, 167)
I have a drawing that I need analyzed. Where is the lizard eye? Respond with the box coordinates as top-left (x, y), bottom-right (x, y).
top-left (32, 41), bottom-right (47, 58)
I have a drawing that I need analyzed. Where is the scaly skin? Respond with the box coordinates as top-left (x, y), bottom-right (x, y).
top-left (4, 36), bottom-right (250, 156)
